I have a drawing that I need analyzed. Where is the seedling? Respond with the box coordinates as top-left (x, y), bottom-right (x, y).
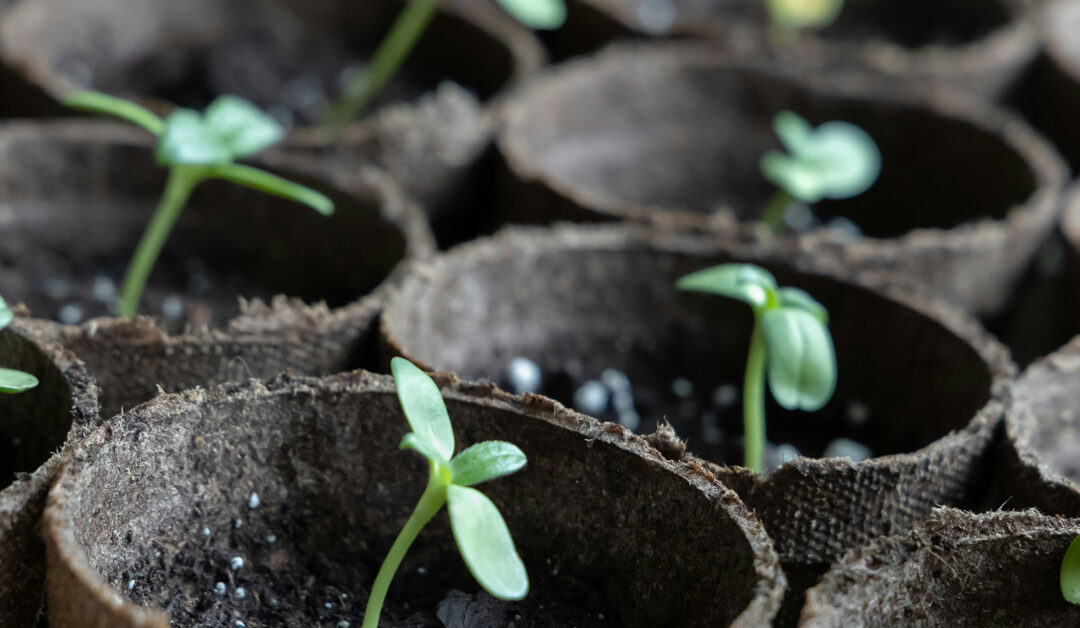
top-left (325, 0), bottom-right (566, 127)
top-left (0, 296), bottom-right (38, 394)
top-left (677, 264), bottom-right (836, 473)
top-left (63, 91), bottom-right (334, 319)
top-left (760, 110), bottom-right (880, 232)
top-left (764, 0), bottom-right (844, 31)
top-left (363, 357), bottom-right (528, 627)
top-left (1062, 534), bottom-right (1080, 605)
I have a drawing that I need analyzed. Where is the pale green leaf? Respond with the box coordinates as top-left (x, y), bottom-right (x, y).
top-left (446, 485), bottom-right (529, 600)
top-left (155, 109), bottom-right (231, 166)
top-left (391, 357), bottom-right (455, 462)
top-left (0, 295), bottom-right (12, 331)
top-left (677, 264), bottom-right (777, 310)
top-left (776, 287), bottom-right (828, 324)
top-left (495, 0), bottom-right (566, 29)
top-left (773, 110), bottom-right (813, 155)
top-left (762, 307), bottom-right (836, 411)
top-left (0, 367), bottom-right (38, 394)
top-left (204, 96), bottom-right (285, 159)
top-left (764, 0), bottom-right (844, 30)
top-left (1062, 535), bottom-right (1080, 605)
top-left (450, 441), bottom-right (527, 487)
top-left (761, 151), bottom-right (827, 203)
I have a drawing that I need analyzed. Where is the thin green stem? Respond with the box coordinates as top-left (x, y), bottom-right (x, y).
top-left (743, 318), bottom-right (767, 473)
top-left (760, 189), bottom-right (792, 233)
top-left (363, 463), bottom-right (449, 628)
top-left (325, 0), bottom-right (441, 129)
top-left (118, 166), bottom-right (201, 318)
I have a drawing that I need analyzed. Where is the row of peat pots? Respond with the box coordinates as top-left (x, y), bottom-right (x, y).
top-left (6, 0), bottom-right (1080, 627)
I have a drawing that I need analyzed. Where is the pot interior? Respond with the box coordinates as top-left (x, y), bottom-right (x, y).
top-left (508, 58), bottom-right (1035, 237)
top-left (386, 239), bottom-right (996, 463)
top-left (62, 379), bottom-right (766, 626)
top-left (0, 330), bottom-right (73, 491)
top-left (0, 125), bottom-right (406, 327)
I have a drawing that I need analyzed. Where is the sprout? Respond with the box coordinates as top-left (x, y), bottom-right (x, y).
top-left (1062, 534), bottom-right (1080, 605)
top-left (760, 110), bottom-right (880, 232)
top-left (764, 0), bottom-right (844, 31)
top-left (325, 0), bottom-right (566, 127)
top-left (63, 91), bottom-right (334, 319)
top-left (0, 295), bottom-right (38, 394)
top-left (678, 264), bottom-right (837, 473)
top-left (363, 358), bottom-right (528, 628)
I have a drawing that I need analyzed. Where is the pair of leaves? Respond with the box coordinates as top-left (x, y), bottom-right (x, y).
top-left (496, 0), bottom-right (566, 29)
top-left (0, 296), bottom-right (38, 394)
top-left (63, 91), bottom-right (334, 216)
top-left (761, 110), bottom-right (881, 204)
top-left (391, 357), bottom-right (529, 600)
top-left (677, 264), bottom-right (836, 411)
top-left (764, 0), bottom-right (844, 31)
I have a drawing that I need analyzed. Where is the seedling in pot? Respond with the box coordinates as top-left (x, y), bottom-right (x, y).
top-left (363, 357), bottom-right (529, 627)
top-left (0, 295), bottom-right (38, 394)
top-left (760, 110), bottom-right (880, 233)
top-left (325, 0), bottom-right (566, 127)
top-left (1062, 534), bottom-right (1080, 605)
top-left (677, 264), bottom-right (837, 473)
top-left (63, 91), bottom-right (334, 319)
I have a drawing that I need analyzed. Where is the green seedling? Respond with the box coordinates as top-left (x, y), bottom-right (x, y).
top-left (677, 264), bottom-right (836, 473)
top-left (363, 357), bottom-right (528, 627)
top-left (0, 295), bottom-right (38, 394)
top-left (1063, 535), bottom-right (1080, 605)
top-left (325, 0), bottom-right (566, 127)
top-left (760, 110), bottom-right (880, 232)
top-left (63, 91), bottom-right (334, 319)
top-left (764, 0), bottom-right (844, 31)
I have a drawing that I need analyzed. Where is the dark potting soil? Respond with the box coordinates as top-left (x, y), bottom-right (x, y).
top-left (117, 493), bottom-right (614, 627)
top-left (499, 357), bottom-right (875, 471)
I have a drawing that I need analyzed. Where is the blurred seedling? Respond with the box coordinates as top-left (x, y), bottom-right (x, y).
top-left (64, 91), bottom-right (333, 318)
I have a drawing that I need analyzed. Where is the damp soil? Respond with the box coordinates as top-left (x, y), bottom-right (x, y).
top-left (499, 359), bottom-right (875, 469)
top-left (114, 481), bottom-right (613, 628)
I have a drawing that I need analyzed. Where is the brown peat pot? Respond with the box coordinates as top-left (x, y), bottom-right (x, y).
top-left (552, 0), bottom-right (1036, 97)
top-left (1016, 0), bottom-right (1080, 170)
top-left (379, 223), bottom-right (1014, 620)
top-left (0, 316), bottom-right (98, 627)
top-left (800, 507), bottom-right (1080, 626)
top-left (497, 44), bottom-right (1068, 316)
top-left (0, 120), bottom-right (432, 328)
top-left (998, 334), bottom-right (1080, 517)
top-left (0, 0), bottom-right (544, 125)
top-left (43, 370), bottom-right (785, 627)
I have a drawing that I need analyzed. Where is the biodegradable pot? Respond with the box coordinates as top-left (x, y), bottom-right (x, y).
top-left (379, 224), bottom-right (1014, 621)
top-left (998, 334), bottom-right (1080, 517)
top-left (497, 44), bottom-right (1068, 316)
top-left (44, 370), bottom-right (785, 627)
top-left (551, 0), bottom-right (1036, 97)
top-left (0, 120), bottom-right (433, 329)
top-left (1013, 0), bottom-right (1080, 170)
top-left (0, 0), bottom-right (545, 125)
top-left (1063, 182), bottom-right (1080, 329)
top-left (0, 317), bottom-right (98, 627)
top-left (800, 507), bottom-right (1080, 626)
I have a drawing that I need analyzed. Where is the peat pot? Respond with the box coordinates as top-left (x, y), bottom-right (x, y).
top-left (800, 508), bottom-right (1080, 626)
top-left (43, 370), bottom-right (785, 627)
top-left (550, 0), bottom-right (1036, 98)
top-left (0, 0), bottom-right (544, 124)
top-left (379, 224), bottom-right (1015, 619)
top-left (497, 43), bottom-right (1068, 316)
top-left (1063, 182), bottom-right (1080, 330)
top-left (1015, 0), bottom-right (1080, 170)
top-left (0, 317), bottom-right (98, 627)
top-left (998, 334), bottom-right (1080, 517)
top-left (0, 119), bottom-right (433, 416)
